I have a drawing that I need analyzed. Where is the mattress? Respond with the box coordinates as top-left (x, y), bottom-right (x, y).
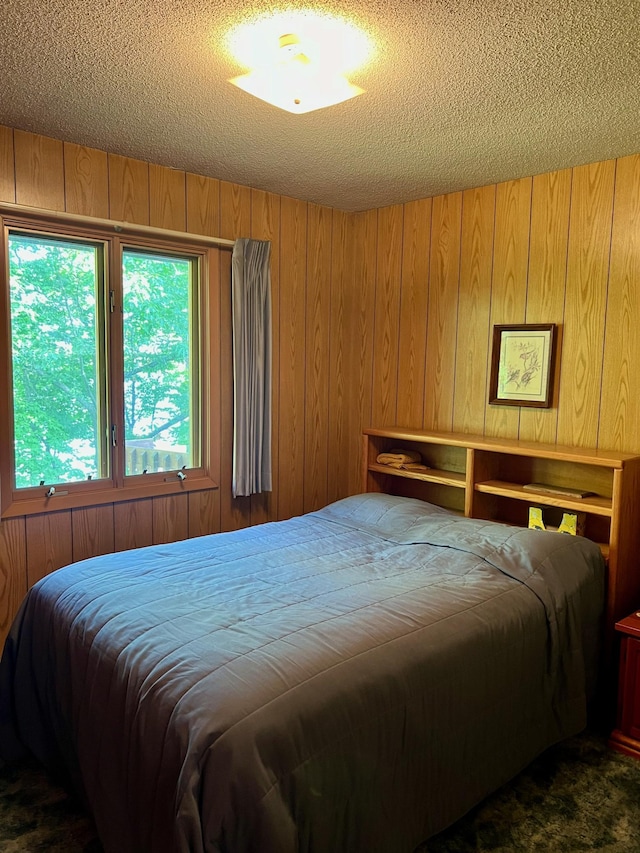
top-left (0, 493), bottom-right (605, 852)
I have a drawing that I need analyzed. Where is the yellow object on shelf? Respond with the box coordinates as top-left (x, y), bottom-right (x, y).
top-left (558, 512), bottom-right (586, 536)
top-left (528, 506), bottom-right (585, 536)
top-left (528, 507), bottom-right (546, 530)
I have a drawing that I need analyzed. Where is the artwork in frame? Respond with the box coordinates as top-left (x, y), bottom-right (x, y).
top-left (489, 324), bottom-right (557, 408)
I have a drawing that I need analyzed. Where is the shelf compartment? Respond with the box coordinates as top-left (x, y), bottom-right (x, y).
top-left (471, 491), bottom-right (611, 554)
top-left (368, 464), bottom-right (466, 489)
top-left (471, 452), bottom-right (615, 501)
top-left (474, 480), bottom-right (613, 516)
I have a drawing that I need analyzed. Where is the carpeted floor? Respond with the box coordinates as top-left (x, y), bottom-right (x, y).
top-left (420, 730), bottom-right (640, 852)
top-left (1, 729), bottom-right (640, 852)
top-left (0, 757), bottom-right (101, 853)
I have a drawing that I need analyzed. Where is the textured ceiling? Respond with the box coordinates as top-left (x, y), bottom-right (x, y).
top-left (1, 0), bottom-right (639, 212)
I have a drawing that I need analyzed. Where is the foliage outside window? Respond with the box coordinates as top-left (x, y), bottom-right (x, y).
top-left (1, 216), bottom-right (218, 516)
top-left (122, 249), bottom-right (199, 476)
top-left (9, 232), bottom-right (107, 488)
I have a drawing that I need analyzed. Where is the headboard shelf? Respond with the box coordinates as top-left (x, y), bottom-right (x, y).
top-left (474, 480), bottom-right (613, 516)
top-left (367, 462), bottom-right (465, 489)
top-left (363, 427), bottom-right (640, 641)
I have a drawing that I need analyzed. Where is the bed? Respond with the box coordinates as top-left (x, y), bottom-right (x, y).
top-left (0, 492), bottom-right (604, 852)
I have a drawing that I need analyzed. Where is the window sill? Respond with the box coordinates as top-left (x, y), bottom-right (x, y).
top-left (1, 475), bottom-right (219, 519)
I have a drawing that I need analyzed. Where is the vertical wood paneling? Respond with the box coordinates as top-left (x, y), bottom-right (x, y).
top-left (327, 208), bottom-right (351, 503)
top-left (0, 518), bottom-right (26, 650)
top-left (484, 177), bottom-right (532, 437)
top-left (0, 126), bottom-right (15, 202)
top-left (219, 181), bottom-right (252, 530)
top-left (108, 153), bottom-right (150, 224)
top-left (186, 173), bottom-right (220, 237)
top-left (152, 494), bottom-right (189, 544)
top-left (15, 130), bottom-right (65, 210)
top-left (396, 198), bottom-right (431, 427)
top-left (114, 499), bottom-right (153, 551)
top-left (344, 209), bottom-right (377, 496)
top-left (278, 195), bottom-right (308, 520)
top-left (188, 490), bottom-right (221, 537)
top-left (557, 160), bottom-right (616, 447)
top-left (72, 505), bottom-right (115, 562)
top-left (519, 169), bottom-right (572, 442)
top-left (26, 511), bottom-right (73, 587)
top-left (304, 204), bottom-right (331, 513)
top-left (63, 142), bottom-right (109, 217)
top-left (452, 185), bottom-right (495, 433)
top-left (250, 188), bottom-right (281, 524)
top-left (149, 164), bottom-right (186, 231)
top-left (424, 192), bottom-right (462, 431)
top-left (371, 204), bottom-right (404, 426)
top-left (5, 123), bottom-right (640, 647)
top-left (220, 180), bottom-right (252, 238)
top-left (599, 155), bottom-right (640, 451)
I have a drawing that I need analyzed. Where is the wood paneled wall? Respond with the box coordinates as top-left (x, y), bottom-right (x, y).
top-left (343, 154), bottom-right (640, 494)
top-left (1, 123), bottom-right (639, 651)
top-left (0, 127), bottom-right (352, 648)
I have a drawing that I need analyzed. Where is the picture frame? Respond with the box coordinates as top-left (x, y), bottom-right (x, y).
top-left (489, 324), bottom-right (557, 408)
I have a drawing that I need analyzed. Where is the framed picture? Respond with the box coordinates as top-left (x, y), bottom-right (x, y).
top-left (489, 324), bottom-right (557, 408)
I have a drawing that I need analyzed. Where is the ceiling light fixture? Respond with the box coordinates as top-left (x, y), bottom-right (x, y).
top-left (226, 13), bottom-right (373, 115)
top-left (230, 32), bottom-right (363, 114)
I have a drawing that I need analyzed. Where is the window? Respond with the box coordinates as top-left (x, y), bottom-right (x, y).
top-left (8, 231), bottom-right (108, 489)
top-left (122, 248), bottom-right (200, 476)
top-left (0, 215), bottom-right (219, 516)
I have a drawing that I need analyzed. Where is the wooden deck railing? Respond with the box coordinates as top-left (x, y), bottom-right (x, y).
top-left (125, 445), bottom-right (187, 475)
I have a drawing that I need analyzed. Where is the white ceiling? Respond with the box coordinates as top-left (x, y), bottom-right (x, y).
top-left (1, 0), bottom-right (639, 212)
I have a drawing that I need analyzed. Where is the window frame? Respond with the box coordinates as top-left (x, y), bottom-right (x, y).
top-left (0, 212), bottom-right (221, 519)
top-left (7, 226), bottom-right (112, 490)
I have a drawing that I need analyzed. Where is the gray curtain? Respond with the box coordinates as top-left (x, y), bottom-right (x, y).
top-left (231, 238), bottom-right (272, 497)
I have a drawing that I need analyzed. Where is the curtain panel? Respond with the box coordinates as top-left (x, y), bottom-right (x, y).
top-left (231, 238), bottom-right (272, 497)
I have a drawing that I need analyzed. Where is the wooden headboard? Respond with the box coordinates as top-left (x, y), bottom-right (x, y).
top-left (362, 426), bottom-right (640, 646)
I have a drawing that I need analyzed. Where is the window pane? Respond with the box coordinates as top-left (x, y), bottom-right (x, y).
top-left (122, 249), bottom-right (198, 476)
top-left (8, 232), bottom-right (106, 489)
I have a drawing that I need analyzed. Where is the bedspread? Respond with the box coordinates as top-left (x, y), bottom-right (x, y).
top-left (0, 493), bottom-right (605, 852)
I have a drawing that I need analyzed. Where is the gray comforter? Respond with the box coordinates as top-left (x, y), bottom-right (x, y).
top-left (0, 493), bottom-right (605, 852)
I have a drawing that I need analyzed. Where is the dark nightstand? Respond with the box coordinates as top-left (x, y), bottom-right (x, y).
top-left (609, 611), bottom-right (640, 759)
